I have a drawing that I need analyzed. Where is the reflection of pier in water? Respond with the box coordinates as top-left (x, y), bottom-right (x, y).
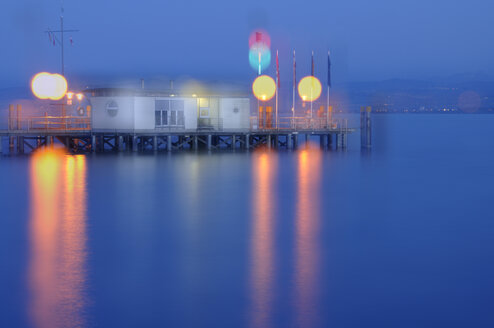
top-left (29, 150), bottom-right (88, 328)
top-left (249, 151), bottom-right (278, 328)
top-left (249, 147), bottom-right (322, 327)
top-left (294, 148), bottom-right (322, 327)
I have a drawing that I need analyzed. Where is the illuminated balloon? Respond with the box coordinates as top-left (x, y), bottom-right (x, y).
top-left (252, 75), bottom-right (276, 101)
top-left (31, 72), bottom-right (68, 100)
top-left (249, 30), bottom-right (271, 48)
top-left (298, 76), bottom-right (322, 102)
top-left (249, 44), bottom-right (271, 73)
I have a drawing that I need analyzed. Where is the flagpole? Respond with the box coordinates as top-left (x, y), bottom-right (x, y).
top-left (310, 51), bottom-right (314, 123)
top-left (275, 50), bottom-right (279, 130)
top-left (327, 50), bottom-right (332, 129)
top-left (327, 51), bottom-right (329, 128)
top-left (327, 84), bottom-right (330, 128)
top-left (292, 50), bottom-right (296, 129)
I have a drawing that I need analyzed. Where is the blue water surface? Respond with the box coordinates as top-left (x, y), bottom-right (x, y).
top-left (1, 114), bottom-right (494, 328)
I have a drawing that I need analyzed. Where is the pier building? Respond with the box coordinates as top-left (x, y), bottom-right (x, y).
top-left (0, 87), bottom-right (369, 154)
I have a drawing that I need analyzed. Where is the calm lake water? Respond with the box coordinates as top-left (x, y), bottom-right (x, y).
top-left (1, 114), bottom-right (494, 328)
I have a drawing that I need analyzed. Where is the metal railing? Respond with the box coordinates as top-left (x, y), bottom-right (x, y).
top-left (26, 115), bottom-right (91, 131)
top-left (250, 116), bottom-right (349, 131)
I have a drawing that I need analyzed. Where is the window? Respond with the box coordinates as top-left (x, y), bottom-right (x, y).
top-left (155, 111), bottom-right (161, 126)
top-left (155, 99), bottom-right (184, 127)
top-left (170, 110), bottom-right (177, 125)
top-left (162, 110), bottom-right (168, 125)
top-left (171, 100), bottom-right (184, 110)
top-left (199, 98), bottom-right (209, 108)
top-left (177, 111), bottom-right (184, 125)
top-left (199, 97), bottom-right (209, 118)
top-left (106, 100), bottom-right (119, 117)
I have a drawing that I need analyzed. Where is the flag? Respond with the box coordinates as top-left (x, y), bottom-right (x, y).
top-left (311, 51), bottom-right (314, 76)
top-left (327, 50), bottom-right (331, 87)
top-left (256, 31), bottom-right (262, 43)
top-left (276, 50), bottom-right (280, 88)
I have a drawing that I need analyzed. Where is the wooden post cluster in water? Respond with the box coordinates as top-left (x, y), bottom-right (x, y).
top-left (360, 106), bottom-right (372, 148)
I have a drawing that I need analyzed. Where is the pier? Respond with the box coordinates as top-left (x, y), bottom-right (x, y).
top-left (0, 127), bottom-right (356, 154)
top-left (0, 103), bottom-right (372, 155)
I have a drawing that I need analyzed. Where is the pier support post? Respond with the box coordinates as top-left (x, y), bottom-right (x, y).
top-left (305, 134), bottom-right (309, 147)
top-left (118, 136), bottom-right (124, 151)
top-left (207, 135), bottom-right (212, 151)
top-left (47, 136), bottom-right (54, 148)
top-left (293, 134), bottom-right (298, 149)
top-left (17, 136), bottom-right (24, 154)
top-left (193, 135), bottom-right (198, 150)
top-left (273, 135), bottom-right (278, 149)
top-left (91, 135), bottom-right (96, 152)
top-left (267, 134), bottom-right (271, 149)
top-left (167, 135), bottom-right (172, 152)
top-left (287, 134), bottom-right (293, 149)
top-left (366, 106), bottom-right (372, 148)
top-left (0, 136), bottom-right (2, 154)
top-left (245, 134), bottom-right (250, 150)
top-left (361, 106), bottom-right (372, 149)
top-left (328, 134), bottom-right (333, 149)
top-left (132, 136), bottom-right (138, 152)
top-left (153, 136), bottom-right (158, 152)
top-left (232, 135), bottom-right (236, 150)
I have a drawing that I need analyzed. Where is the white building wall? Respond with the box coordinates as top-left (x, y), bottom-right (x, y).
top-left (220, 98), bottom-right (250, 130)
top-left (90, 96), bottom-right (135, 130)
top-left (134, 97), bottom-right (155, 130)
top-left (90, 94), bottom-right (250, 131)
top-left (184, 98), bottom-right (197, 130)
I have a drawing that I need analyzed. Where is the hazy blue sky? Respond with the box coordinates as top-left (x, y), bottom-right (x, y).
top-left (1, 0), bottom-right (493, 87)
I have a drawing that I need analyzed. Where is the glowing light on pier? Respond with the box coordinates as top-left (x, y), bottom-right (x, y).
top-left (252, 75), bottom-right (276, 101)
top-left (31, 72), bottom-right (68, 100)
top-left (248, 30), bottom-right (272, 74)
top-left (249, 44), bottom-right (271, 73)
top-left (298, 76), bottom-right (322, 102)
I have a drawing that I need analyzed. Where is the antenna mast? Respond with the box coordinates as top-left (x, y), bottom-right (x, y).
top-left (45, 1), bottom-right (78, 77)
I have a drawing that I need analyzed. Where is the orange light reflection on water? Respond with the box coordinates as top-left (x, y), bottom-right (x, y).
top-left (29, 149), bottom-right (88, 328)
top-left (249, 149), bottom-right (278, 328)
top-left (294, 146), bottom-right (322, 327)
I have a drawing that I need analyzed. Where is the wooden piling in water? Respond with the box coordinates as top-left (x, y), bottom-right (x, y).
top-left (245, 134), bottom-right (250, 150)
top-left (167, 135), bottom-right (172, 152)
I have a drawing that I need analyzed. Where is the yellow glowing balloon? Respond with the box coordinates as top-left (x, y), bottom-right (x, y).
top-left (252, 75), bottom-right (276, 101)
top-left (298, 76), bottom-right (322, 102)
top-left (31, 72), bottom-right (68, 100)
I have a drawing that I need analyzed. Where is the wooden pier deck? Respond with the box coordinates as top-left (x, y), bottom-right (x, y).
top-left (0, 127), bottom-right (355, 154)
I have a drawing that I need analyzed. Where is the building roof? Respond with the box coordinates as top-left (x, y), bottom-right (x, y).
top-left (84, 87), bottom-right (250, 98)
